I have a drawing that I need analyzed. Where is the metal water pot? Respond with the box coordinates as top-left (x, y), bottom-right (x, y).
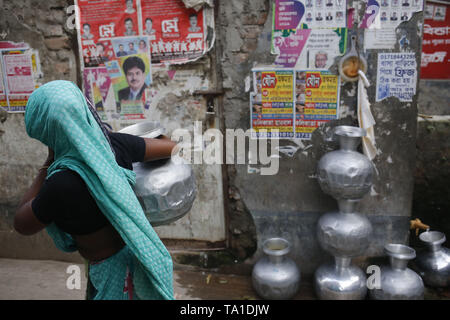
top-left (314, 126), bottom-right (374, 300)
top-left (317, 126), bottom-right (374, 200)
top-left (370, 244), bottom-right (424, 300)
top-left (314, 256), bottom-right (368, 300)
top-left (252, 238), bottom-right (300, 300)
top-left (317, 208), bottom-right (373, 258)
top-left (119, 121), bottom-right (197, 226)
top-left (414, 231), bottom-right (450, 287)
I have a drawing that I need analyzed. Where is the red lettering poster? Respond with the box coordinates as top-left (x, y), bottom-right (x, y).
top-left (140, 0), bottom-right (205, 64)
top-left (77, 0), bottom-right (140, 68)
top-left (421, 0), bottom-right (450, 79)
top-left (75, 0), bottom-right (211, 125)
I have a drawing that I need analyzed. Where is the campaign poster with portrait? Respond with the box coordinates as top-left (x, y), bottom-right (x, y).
top-left (251, 69), bottom-right (295, 139)
top-left (274, 0), bottom-right (347, 31)
top-left (140, 0), bottom-right (205, 64)
top-left (76, 0), bottom-right (214, 126)
top-left (376, 0), bottom-right (423, 27)
top-left (295, 70), bottom-right (339, 139)
top-left (272, 28), bottom-right (347, 69)
top-left (105, 49), bottom-right (152, 121)
top-left (76, 0), bottom-right (140, 68)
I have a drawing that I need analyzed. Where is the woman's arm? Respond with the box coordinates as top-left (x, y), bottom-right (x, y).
top-left (142, 135), bottom-right (177, 162)
top-left (14, 148), bottom-right (53, 235)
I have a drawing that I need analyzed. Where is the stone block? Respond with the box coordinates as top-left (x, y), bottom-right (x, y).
top-left (44, 36), bottom-right (70, 50)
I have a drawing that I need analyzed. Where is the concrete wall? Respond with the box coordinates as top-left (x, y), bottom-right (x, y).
top-left (0, 0), bottom-right (82, 262)
top-left (410, 80), bottom-right (450, 248)
top-left (217, 0), bottom-right (422, 276)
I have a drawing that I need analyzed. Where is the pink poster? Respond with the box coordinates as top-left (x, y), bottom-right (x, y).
top-left (83, 67), bottom-right (112, 115)
top-left (273, 29), bottom-right (311, 67)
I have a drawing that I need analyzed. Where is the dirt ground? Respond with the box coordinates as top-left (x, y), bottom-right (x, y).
top-left (0, 258), bottom-right (448, 300)
top-left (0, 258), bottom-right (316, 300)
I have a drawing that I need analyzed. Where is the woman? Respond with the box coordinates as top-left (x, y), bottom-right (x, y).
top-left (14, 80), bottom-right (176, 300)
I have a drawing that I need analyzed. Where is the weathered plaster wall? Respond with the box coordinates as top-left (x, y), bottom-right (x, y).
top-left (218, 0), bottom-right (423, 276)
top-left (410, 80), bottom-right (450, 249)
top-left (0, 0), bottom-right (226, 261)
top-left (0, 0), bottom-right (81, 262)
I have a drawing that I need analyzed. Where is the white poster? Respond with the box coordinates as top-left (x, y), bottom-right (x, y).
top-left (376, 52), bottom-right (417, 102)
top-left (364, 28), bottom-right (397, 50)
top-left (3, 53), bottom-right (35, 95)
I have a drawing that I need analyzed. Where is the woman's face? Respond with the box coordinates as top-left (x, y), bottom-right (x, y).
top-left (139, 41), bottom-right (146, 49)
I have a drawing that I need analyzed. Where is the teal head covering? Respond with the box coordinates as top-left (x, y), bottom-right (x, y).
top-left (25, 80), bottom-right (173, 300)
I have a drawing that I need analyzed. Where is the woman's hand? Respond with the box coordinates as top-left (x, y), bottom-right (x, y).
top-left (143, 136), bottom-right (177, 162)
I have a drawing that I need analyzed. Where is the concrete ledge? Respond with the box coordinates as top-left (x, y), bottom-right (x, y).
top-left (0, 230), bottom-right (83, 263)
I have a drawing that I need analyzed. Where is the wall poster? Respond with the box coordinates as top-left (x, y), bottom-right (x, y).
top-left (363, 0), bottom-right (425, 50)
top-left (75, 0), bottom-right (213, 126)
top-left (0, 41), bottom-right (40, 112)
top-left (272, 0), bottom-right (348, 68)
top-left (376, 52), bottom-right (417, 102)
top-left (295, 70), bottom-right (340, 139)
top-left (251, 69), bottom-right (295, 138)
top-left (251, 68), bottom-right (340, 139)
top-left (421, 0), bottom-right (450, 79)
top-left (140, 0), bottom-right (206, 64)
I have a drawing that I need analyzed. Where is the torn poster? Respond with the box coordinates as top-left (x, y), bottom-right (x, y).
top-left (0, 41), bottom-right (39, 112)
top-left (376, 52), bottom-right (417, 102)
top-left (140, 0), bottom-right (207, 64)
top-left (75, 0), bottom-right (215, 127)
top-left (0, 59), bottom-right (6, 110)
top-left (181, 0), bottom-right (213, 11)
top-left (75, 0), bottom-right (213, 67)
top-left (362, 0), bottom-right (424, 49)
top-left (1, 51), bottom-right (36, 112)
top-left (421, 0), bottom-right (450, 79)
top-left (83, 67), bottom-right (111, 120)
top-left (361, 0), bottom-right (424, 29)
top-left (272, 28), bottom-right (347, 68)
top-left (274, 0), bottom-right (347, 30)
top-left (363, 28), bottom-right (397, 50)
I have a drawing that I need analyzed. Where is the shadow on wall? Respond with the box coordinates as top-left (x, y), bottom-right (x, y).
top-left (411, 119), bottom-right (450, 249)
